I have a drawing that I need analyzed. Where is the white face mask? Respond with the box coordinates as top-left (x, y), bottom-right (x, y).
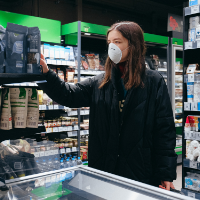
top-left (108, 43), bottom-right (129, 64)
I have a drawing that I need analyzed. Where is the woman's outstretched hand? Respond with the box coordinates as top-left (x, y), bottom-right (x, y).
top-left (40, 53), bottom-right (49, 73)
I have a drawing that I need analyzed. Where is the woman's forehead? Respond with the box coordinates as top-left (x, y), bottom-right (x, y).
top-left (107, 30), bottom-right (124, 40)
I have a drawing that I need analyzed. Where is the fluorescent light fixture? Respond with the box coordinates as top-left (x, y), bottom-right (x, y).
top-left (61, 39), bottom-right (64, 41)
top-left (84, 33), bottom-right (91, 35)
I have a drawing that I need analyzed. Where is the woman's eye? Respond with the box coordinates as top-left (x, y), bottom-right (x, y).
top-left (115, 41), bottom-right (120, 44)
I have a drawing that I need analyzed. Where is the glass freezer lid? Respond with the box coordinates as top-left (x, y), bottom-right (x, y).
top-left (4, 166), bottom-right (190, 200)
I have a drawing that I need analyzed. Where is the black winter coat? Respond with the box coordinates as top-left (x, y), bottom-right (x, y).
top-left (39, 66), bottom-right (177, 186)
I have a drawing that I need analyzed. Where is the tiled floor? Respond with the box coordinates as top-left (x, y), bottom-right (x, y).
top-left (173, 165), bottom-right (182, 191)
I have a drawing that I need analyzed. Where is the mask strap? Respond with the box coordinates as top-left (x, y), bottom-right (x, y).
top-left (122, 46), bottom-right (130, 52)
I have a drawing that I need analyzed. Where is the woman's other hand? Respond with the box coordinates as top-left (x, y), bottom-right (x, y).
top-left (40, 53), bottom-right (49, 73)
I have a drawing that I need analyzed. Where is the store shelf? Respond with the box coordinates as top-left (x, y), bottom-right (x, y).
top-left (185, 5), bottom-right (200, 16)
top-left (182, 188), bottom-right (200, 199)
top-left (67, 110), bottom-right (90, 116)
top-left (0, 126), bottom-right (46, 142)
top-left (157, 68), bottom-right (167, 72)
top-left (175, 123), bottom-right (182, 127)
top-left (0, 73), bottom-right (45, 85)
top-left (40, 125), bottom-right (79, 134)
top-left (184, 102), bottom-right (200, 111)
top-left (80, 110), bottom-right (90, 115)
top-left (75, 69), bottom-right (104, 76)
top-left (175, 83), bottom-right (183, 86)
top-left (175, 70), bottom-right (183, 73)
top-left (184, 40), bottom-right (200, 50)
top-left (185, 131), bottom-right (200, 140)
top-left (175, 146), bottom-right (182, 153)
top-left (175, 97), bottom-right (183, 100)
top-left (46, 59), bottom-right (75, 66)
top-left (80, 130), bottom-right (89, 135)
top-left (183, 158), bottom-right (200, 170)
top-left (39, 105), bottom-right (65, 110)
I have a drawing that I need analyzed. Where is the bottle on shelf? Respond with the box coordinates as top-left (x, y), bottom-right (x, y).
top-left (54, 158), bottom-right (60, 170)
top-left (41, 159), bottom-right (48, 173)
top-left (60, 159), bottom-right (65, 169)
top-left (77, 157), bottom-right (82, 165)
top-left (47, 159), bottom-right (53, 171)
top-left (65, 159), bottom-right (70, 168)
top-left (71, 158), bottom-right (76, 167)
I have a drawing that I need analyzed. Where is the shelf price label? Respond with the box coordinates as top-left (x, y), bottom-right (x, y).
top-left (80, 110), bottom-right (85, 115)
top-left (49, 150), bottom-right (54, 155)
top-left (184, 102), bottom-right (191, 111)
top-left (190, 160), bottom-right (197, 169)
top-left (196, 132), bottom-right (200, 140)
top-left (73, 125), bottom-right (79, 130)
top-left (72, 147), bottom-right (77, 152)
top-left (84, 130), bottom-right (89, 135)
top-left (80, 130), bottom-right (84, 135)
top-left (52, 60), bottom-right (57, 65)
top-left (60, 149), bottom-right (66, 154)
top-left (85, 110), bottom-right (89, 115)
top-left (191, 5), bottom-right (199, 14)
top-left (42, 105), bottom-right (46, 110)
top-left (66, 148), bottom-right (71, 153)
top-left (48, 105), bottom-right (53, 110)
top-left (57, 60), bottom-right (62, 65)
top-left (39, 151), bottom-right (45, 157)
top-left (53, 127), bottom-right (59, 132)
top-left (188, 74), bottom-right (195, 82)
top-left (34, 152), bottom-right (40, 157)
top-left (63, 127), bottom-right (68, 132)
top-left (185, 42), bottom-right (193, 50)
top-left (53, 149), bottom-right (59, 155)
top-left (54, 105), bottom-right (59, 109)
top-left (188, 191), bottom-right (195, 198)
top-left (58, 127), bottom-right (63, 132)
top-left (68, 132), bottom-right (73, 137)
top-left (47, 59), bottom-right (52, 64)
top-left (45, 151), bottom-right (50, 156)
top-left (46, 128), bottom-right (52, 133)
top-left (68, 126), bottom-right (72, 131)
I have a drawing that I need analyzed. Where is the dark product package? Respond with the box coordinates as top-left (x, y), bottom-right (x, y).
top-left (5, 23), bottom-right (28, 73)
top-left (27, 27), bottom-right (41, 74)
top-left (0, 25), bottom-right (6, 73)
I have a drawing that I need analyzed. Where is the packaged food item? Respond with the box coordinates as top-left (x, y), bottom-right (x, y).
top-left (54, 46), bottom-right (60, 59)
top-left (187, 82), bottom-right (194, 102)
top-left (81, 56), bottom-right (89, 70)
top-left (57, 67), bottom-right (64, 80)
top-left (66, 68), bottom-right (74, 82)
top-left (64, 47), bottom-right (70, 61)
top-left (95, 54), bottom-right (100, 70)
top-left (67, 46), bottom-right (75, 61)
top-left (74, 76), bottom-right (78, 84)
top-left (38, 90), bottom-right (43, 105)
top-left (44, 43), bottom-right (50, 58)
top-left (189, 0), bottom-right (200, 6)
top-left (86, 54), bottom-right (96, 70)
top-left (27, 27), bottom-right (41, 74)
top-left (49, 46), bottom-right (55, 59)
top-left (10, 88), bottom-right (28, 128)
top-left (27, 88), bottom-right (39, 128)
top-left (194, 82), bottom-right (200, 102)
top-left (60, 46), bottom-right (65, 59)
top-left (0, 88), bottom-right (12, 130)
top-left (196, 27), bottom-right (200, 41)
top-left (0, 25), bottom-right (6, 73)
top-left (188, 28), bottom-right (196, 42)
top-left (5, 22), bottom-right (28, 73)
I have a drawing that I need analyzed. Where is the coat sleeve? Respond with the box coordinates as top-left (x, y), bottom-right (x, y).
top-left (37, 70), bottom-right (95, 108)
top-left (152, 77), bottom-right (177, 182)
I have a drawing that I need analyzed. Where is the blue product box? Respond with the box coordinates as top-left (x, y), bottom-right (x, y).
top-left (190, 0), bottom-right (199, 6)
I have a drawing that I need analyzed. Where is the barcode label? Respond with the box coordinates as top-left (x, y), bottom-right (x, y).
top-left (27, 64), bottom-right (33, 73)
top-left (28, 122), bottom-right (36, 126)
top-left (16, 122), bottom-right (24, 126)
top-left (1, 123), bottom-right (7, 128)
top-left (14, 162), bottom-right (22, 169)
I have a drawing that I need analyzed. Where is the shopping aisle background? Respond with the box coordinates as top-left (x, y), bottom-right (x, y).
top-left (173, 165), bottom-right (182, 190)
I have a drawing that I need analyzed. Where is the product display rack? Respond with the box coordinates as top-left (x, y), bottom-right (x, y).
top-left (181, 5), bottom-right (200, 198)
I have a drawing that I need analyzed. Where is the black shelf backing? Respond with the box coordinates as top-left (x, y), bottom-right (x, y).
top-left (0, 126), bottom-right (46, 142)
top-left (0, 73), bottom-right (45, 85)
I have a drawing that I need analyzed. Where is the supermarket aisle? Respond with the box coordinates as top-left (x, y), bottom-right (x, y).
top-left (173, 165), bottom-right (182, 191)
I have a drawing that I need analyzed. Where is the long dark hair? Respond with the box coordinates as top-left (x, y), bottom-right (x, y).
top-left (99, 21), bottom-right (146, 90)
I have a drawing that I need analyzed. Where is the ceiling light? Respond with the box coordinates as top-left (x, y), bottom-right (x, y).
top-left (84, 33), bottom-right (91, 35)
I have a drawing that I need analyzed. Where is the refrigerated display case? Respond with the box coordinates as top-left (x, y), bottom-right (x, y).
top-left (3, 166), bottom-right (191, 200)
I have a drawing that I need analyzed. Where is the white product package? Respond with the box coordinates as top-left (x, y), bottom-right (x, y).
top-left (188, 28), bottom-right (196, 41)
top-left (196, 27), bottom-right (200, 40)
top-left (27, 88), bottom-right (39, 128)
top-left (10, 88), bottom-right (28, 128)
top-left (0, 88), bottom-right (12, 130)
top-left (190, 16), bottom-right (200, 29)
top-left (194, 82), bottom-right (200, 102)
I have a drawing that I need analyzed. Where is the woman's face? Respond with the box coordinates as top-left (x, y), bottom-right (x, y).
top-left (107, 30), bottom-right (129, 63)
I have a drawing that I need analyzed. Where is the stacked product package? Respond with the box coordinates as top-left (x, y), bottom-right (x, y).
top-left (0, 22), bottom-right (41, 74)
top-left (0, 88), bottom-right (39, 130)
top-left (188, 17), bottom-right (200, 42)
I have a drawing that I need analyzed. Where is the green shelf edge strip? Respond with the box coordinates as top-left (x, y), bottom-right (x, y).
top-left (172, 38), bottom-right (183, 46)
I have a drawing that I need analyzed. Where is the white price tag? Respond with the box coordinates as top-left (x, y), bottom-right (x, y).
top-left (53, 127), bottom-right (59, 132)
top-left (39, 105), bottom-right (42, 110)
top-left (74, 125), bottom-right (78, 130)
top-left (190, 160), bottom-right (197, 169)
top-left (196, 132), bottom-right (200, 140)
top-left (84, 130), bottom-right (89, 135)
top-left (41, 105), bottom-right (46, 110)
top-left (62, 61), bottom-right (67, 65)
top-left (48, 105), bottom-right (53, 110)
top-left (184, 102), bottom-right (190, 111)
top-left (63, 127), bottom-right (68, 132)
top-left (46, 128), bottom-right (52, 133)
top-left (53, 149), bottom-right (59, 155)
top-left (52, 60), bottom-right (57, 65)
top-left (80, 110), bottom-right (85, 115)
top-left (54, 105), bottom-right (59, 109)
top-left (21, 83), bottom-right (26, 86)
top-left (80, 131), bottom-right (84, 135)
top-left (185, 42), bottom-right (193, 50)
top-left (45, 151), bottom-right (49, 156)
top-left (188, 191), bottom-right (195, 198)
top-left (40, 151), bottom-right (45, 157)
top-left (29, 83), bottom-right (35, 86)
top-left (47, 59), bottom-right (52, 64)
top-left (66, 148), bottom-right (71, 153)
top-left (34, 152), bottom-right (40, 157)
top-left (85, 110), bottom-right (89, 115)
top-left (68, 126), bottom-right (72, 131)
top-left (64, 106), bottom-right (68, 109)
top-left (72, 147), bottom-right (76, 152)
top-left (185, 131), bottom-right (191, 139)
top-left (57, 60), bottom-right (62, 65)
top-left (191, 102), bottom-right (198, 111)
top-left (188, 74), bottom-right (195, 82)
top-left (197, 41), bottom-right (200, 48)
top-left (60, 149), bottom-right (65, 154)
top-left (58, 127), bottom-right (63, 132)
top-left (68, 132), bottom-right (73, 137)
top-left (191, 131), bottom-right (196, 139)
top-left (191, 5), bottom-right (199, 14)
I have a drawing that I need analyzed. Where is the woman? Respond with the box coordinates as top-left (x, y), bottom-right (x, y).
top-left (40, 21), bottom-right (177, 190)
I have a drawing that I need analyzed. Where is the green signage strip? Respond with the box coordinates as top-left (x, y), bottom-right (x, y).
top-left (176, 58), bottom-right (183, 64)
top-left (172, 38), bottom-right (183, 46)
top-left (144, 33), bottom-right (168, 45)
top-left (0, 10), bottom-right (61, 43)
top-left (62, 22), bottom-right (78, 36)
